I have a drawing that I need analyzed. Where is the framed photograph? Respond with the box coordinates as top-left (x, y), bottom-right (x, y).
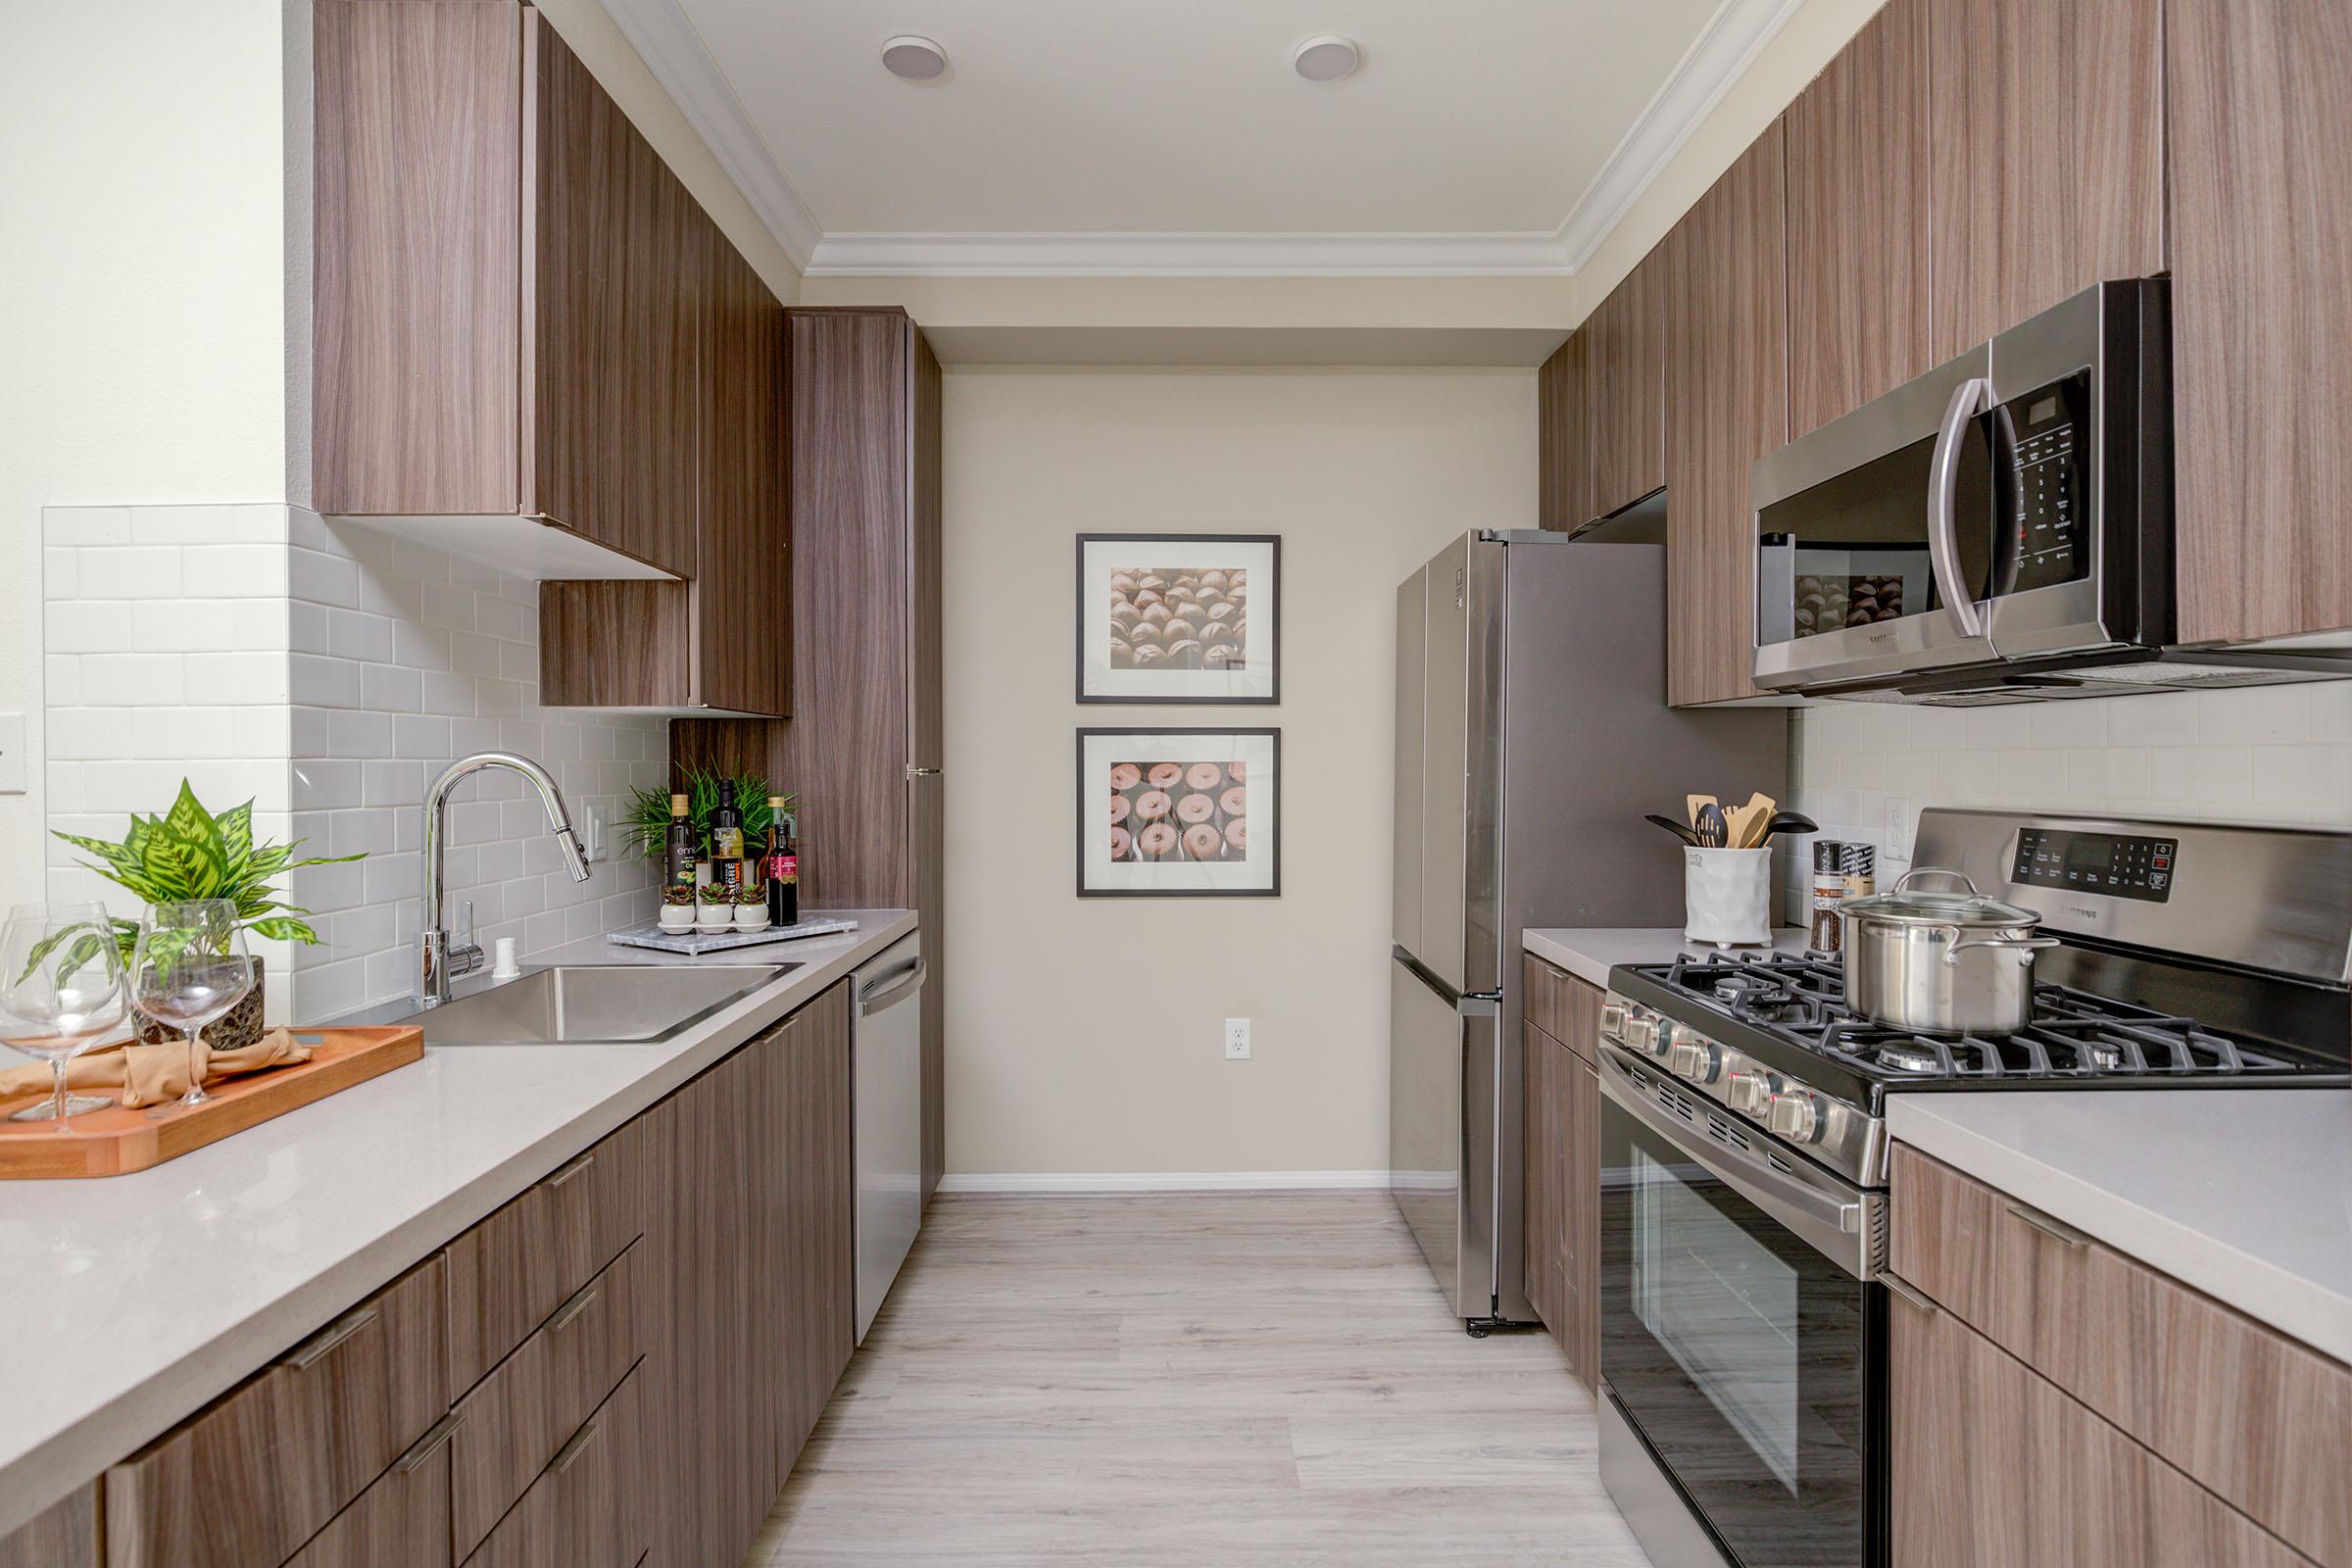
top-left (1076, 534), bottom-right (1279, 704)
top-left (1077, 727), bottom-right (1280, 898)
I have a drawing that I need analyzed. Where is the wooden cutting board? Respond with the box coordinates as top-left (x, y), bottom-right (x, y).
top-left (0, 1025), bottom-right (423, 1180)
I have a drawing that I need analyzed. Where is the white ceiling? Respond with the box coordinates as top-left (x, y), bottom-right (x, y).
top-left (599, 0), bottom-right (1804, 276)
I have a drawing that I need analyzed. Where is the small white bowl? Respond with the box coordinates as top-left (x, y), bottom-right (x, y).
top-left (733, 906), bottom-right (770, 931)
top-left (696, 906), bottom-right (734, 932)
top-left (659, 904), bottom-right (696, 931)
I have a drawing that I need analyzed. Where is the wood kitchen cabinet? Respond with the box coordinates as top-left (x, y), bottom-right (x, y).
top-left (1536, 331), bottom-right (1593, 531)
top-left (0, 1485), bottom-right (96, 1568)
top-left (1521, 956), bottom-right (1601, 1392)
top-left (1784, 0), bottom-right (1934, 439)
top-left (1664, 123), bottom-right (1788, 707)
top-left (1581, 253), bottom-right (1669, 521)
top-left (2170, 0), bottom-right (2352, 647)
top-left (1926, 0), bottom-right (2163, 362)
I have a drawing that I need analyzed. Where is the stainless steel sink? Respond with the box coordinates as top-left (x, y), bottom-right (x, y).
top-left (401, 964), bottom-right (794, 1046)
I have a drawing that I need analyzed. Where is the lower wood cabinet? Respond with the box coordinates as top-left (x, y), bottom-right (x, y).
top-left (282, 1433), bottom-right (452, 1568)
top-left (1521, 956), bottom-right (1602, 1391)
top-left (464, 1367), bottom-right (648, 1568)
top-left (1889, 1288), bottom-right (2318, 1568)
top-left (0, 1484), bottom-right (97, 1568)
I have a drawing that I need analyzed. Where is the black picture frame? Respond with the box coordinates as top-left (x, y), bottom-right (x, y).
top-left (1074, 533), bottom-right (1281, 706)
top-left (1075, 726), bottom-right (1281, 898)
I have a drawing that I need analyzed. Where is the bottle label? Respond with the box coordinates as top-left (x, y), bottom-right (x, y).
top-left (776, 854), bottom-right (798, 885)
top-left (714, 827), bottom-right (744, 859)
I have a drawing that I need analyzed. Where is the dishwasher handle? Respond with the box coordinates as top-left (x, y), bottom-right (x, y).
top-left (858, 956), bottom-right (927, 1017)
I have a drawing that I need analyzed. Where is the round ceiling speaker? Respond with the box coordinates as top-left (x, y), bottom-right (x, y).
top-left (1293, 34), bottom-right (1360, 82)
top-left (881, 35), bottom-right (949, 81)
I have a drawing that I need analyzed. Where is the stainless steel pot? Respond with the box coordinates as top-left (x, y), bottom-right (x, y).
top-left (1840, 868), bottom-right (2058, 1034)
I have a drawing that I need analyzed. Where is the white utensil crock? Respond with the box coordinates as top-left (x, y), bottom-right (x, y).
top-left (1684, 846), bottom-right (1774, 947)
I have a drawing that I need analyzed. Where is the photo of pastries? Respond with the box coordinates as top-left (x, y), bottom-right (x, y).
top-left (1077, 534), bottom-right (1279, 704)
top-left (1107, 567), bottom-right (1248, 672)
top-left (1793, 572), bottom-right (1906, 638)
top-left (1106, 757), bottom-right (1248, 862)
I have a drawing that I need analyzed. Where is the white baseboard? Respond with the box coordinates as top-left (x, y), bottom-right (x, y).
top-left (936, 1170), bottom-right (1390, 1195)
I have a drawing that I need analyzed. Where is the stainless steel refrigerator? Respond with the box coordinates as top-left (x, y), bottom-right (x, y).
top-left (1391, 530), bottom-right (1787, 1329)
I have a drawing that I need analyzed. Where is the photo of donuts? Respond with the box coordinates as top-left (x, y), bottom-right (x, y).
top-left (1078, 534), bottom-right (1279, 704)
top-left (1793, 571), bottom-right (1908, 638)
top-left (1078, 728), bottom-right (1280, 897)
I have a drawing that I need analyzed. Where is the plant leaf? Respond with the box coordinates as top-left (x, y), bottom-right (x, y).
top-left (246, 916), bottom-right (320, 944)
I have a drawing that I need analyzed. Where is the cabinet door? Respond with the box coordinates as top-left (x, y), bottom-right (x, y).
top-left (0, 1484), bottom-right (97, 1568)
top-left (1928, 0), bottom-right (2163, 361)
top-left (909, 335), bottom-right (946, 1203)
top-left (522, 10), bottom-right (704, 576)
top-left (779, 983), bottom-right (856, 1475)
top-left (1665, 122), bottom-right (1788, 708)
top-left (1889, 1290), bottom-right (2317, 1568)
top-left (1537, 332), bottom-right (1594, 531)
top-left (2172, 0), bottom-right (2352, 646)
top-left (695, 235), bottom-right (790, 716)
top-left (1583, 256), bottom-right (1667, 518)
top-left (1520, 1021), bottom-right (1560, 1331)
top-left (1560, 1054), bottom-right (1601, 1393)
top-left (1785, 0), bottom-right (1933, 437)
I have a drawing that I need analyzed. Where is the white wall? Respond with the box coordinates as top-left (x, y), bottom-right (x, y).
top-left (1781, 686), bottom-right (2352, 917)
top-left (942, 368), bottom-right (1536, 1182)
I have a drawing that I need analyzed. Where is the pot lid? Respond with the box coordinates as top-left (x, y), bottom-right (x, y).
top-left (1842, 867), bottom-right (2040, 928)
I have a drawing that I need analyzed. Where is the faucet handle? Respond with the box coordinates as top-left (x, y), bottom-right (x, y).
top-left (456, 900), bottom-right (474, 952)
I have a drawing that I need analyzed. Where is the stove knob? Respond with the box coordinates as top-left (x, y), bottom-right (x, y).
top-left (1766, 1090), bottom-right (1824, 1143)
top-left (1622, 1012), bottom-right (1658, 1053)
top-left (1727, 1066), bottom-right (1777, 1117)
top-left (1600, 1000), bottom-right (1629, 1040)
top-left (1668, 1038), bottom-right (1720, 1084)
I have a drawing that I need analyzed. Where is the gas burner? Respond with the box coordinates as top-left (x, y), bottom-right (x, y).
top-left (1873, 1041), bottom-right (1950, 1075)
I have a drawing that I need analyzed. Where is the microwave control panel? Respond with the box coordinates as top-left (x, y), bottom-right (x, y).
top-left (2011, 827), bottom-right (2176, 903)
top-left (1998, 370), bottom-right (2092, 594)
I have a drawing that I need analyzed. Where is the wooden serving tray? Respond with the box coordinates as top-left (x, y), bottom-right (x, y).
top-left (0, 1025), bottom-right (423, 1179)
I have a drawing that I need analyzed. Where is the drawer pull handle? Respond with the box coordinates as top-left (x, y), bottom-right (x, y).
top-left (1881, 1274), bottom-right (1938, 1317)
top-left (280, 1305), bottom-right (378, 1370)
top-left (546, 1152), bottom-right (594, 1190)
top-left (548, 1284), bottom-right (599, 1333)
top-left (394, 1411), bottom-right (466, 1474)
top-left (2007, 1203), bottom-right (2091, 1249)
top-left (551, 1414), bottom-right (604, 1477)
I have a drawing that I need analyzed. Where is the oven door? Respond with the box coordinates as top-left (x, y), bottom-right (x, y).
top-left (1596, 1048), bottom-right (1885, 1568)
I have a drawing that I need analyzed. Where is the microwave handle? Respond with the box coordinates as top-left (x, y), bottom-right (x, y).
top-left (1928, 376), bottom-right (1993, 640)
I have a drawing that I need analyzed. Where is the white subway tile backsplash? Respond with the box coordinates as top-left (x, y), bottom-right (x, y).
top-left (2197, 683), bottom-right (2308, 746)
top-left (183, 545), bottom-right (290, 599)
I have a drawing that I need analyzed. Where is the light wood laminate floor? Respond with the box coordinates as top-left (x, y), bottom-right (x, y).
top-left (747, 1192), bottom-right (1650, 1566)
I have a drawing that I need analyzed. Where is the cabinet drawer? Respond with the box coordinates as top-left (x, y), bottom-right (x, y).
top-left (463, 1363), bottom-right (648, 1568)
top-left (1890, 1284), bottom-right (2315, 1568)
top-left (0, 1483), bottom-right (97, 1568)
top-left (451, 1239), bottom-right (645, 1558)
top-left (283, 1417), bottom-right (456, 1568)
top-left (106, 1254), bottom-right (448, 1568)
top-left (447, 1120), bottom-right (644, 1394)
top-left (1522, 956), bottom-right (1599, 1063)
top-left (1891, 1146), bottom-right (2352, 1566)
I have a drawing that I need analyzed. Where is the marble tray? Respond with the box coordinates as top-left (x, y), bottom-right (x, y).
top-left (605, 916), bottom-right (861, 956)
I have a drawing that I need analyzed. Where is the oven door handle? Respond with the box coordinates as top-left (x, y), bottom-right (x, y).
top-left (1928, 375), bottom-right (1993, 640)
top-left (1598, 1052), bottom-right (1874, 1280)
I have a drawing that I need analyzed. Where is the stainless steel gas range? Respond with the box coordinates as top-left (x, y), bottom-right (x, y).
top-left (1592, 808), bottom-right (2352, 1568)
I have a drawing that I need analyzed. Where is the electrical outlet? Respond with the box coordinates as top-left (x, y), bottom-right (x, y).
top-left (0, 712), bottom-right (21, 794)
top-left (1223, 1018), bottom-right (1251, 1060)
top-left (1884, 797), bottom-right (1913, 865)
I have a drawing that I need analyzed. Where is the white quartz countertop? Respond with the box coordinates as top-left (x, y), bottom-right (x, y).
top-left (1887, 1090), bottom-right (2352, 1366)
top-left (0, 909), bottom-right (915, 1538)
top-left (1522, 926), bottom-right (1813, 989)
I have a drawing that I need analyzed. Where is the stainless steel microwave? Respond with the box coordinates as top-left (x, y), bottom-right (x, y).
top-left (1753, 280), bottom-right (2176, 698)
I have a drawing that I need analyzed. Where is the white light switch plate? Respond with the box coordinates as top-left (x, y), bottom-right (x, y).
top-left (0, 712), bottom-right (23, 794)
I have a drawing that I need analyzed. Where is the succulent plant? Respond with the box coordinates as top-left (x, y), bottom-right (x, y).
top-left (662, 883), bottom-right (696, 907)
top-left (696, 882), bottom-right (732, 906)
top-left (735, 882), bottom-right (765, 906)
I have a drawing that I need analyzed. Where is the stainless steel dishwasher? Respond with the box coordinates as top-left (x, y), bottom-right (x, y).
top-left (853, 930), bottom-right (925, 1343)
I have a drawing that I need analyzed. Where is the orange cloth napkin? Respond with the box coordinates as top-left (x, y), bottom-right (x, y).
top-left (0, 1028), bottom-right (316, 1107)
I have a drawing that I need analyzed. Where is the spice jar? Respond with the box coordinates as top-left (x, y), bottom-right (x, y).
top-left (1810, 840), bottom-right (1847, 954)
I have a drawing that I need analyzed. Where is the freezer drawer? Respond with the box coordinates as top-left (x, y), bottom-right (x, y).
top-left (1388, 951), bottom-right (1501, 1322)
top-left (854, 932), bottom-right (925, 1344)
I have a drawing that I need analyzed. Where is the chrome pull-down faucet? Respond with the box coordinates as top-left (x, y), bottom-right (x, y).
top-left (416, 752), bottom-right (592, 1006)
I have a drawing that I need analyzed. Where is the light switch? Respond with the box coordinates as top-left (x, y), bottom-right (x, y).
top-left (0, 712), bottom-right (23, 794)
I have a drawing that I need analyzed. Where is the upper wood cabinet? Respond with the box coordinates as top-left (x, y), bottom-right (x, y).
top-left (1927, 0), bottom-right (2164, 362)
top-left (1536, 332), bottom-right (1593, 531)
top-left (2171, 0), bottom-right (2352, 646)
top-left (1785, 0), bottom-right (1934, 439)
top-left (1665, 123), bottom-right (1788, 708)
top-left (1583, 254), bottom-right (1669, 520)
top-left (314, 4), bottom-right (699, 576)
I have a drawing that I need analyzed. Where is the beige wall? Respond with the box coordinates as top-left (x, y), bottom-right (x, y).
top-left (941, 368), bottom-right (1535, 1180)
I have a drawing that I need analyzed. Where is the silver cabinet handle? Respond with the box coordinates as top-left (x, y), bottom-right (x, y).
top-left (2008, 1202), bottom-right (2092, 1248)
top-left (858, 956), bottom-right (927, 1017)
top-left (1927, 374), bottom-right (1992, 639)
top-left (545, 1152), bottom-right (593, 1190)
top-left (280, 1305), bottom-right (377, 1370)
top-left (1881, 1273), bottom-right (1939, 1316)
top-left (906, 764), bottom-right (943, 779)
top-left (548, 1283), bottom-right (599, 1333)
top-left (394, 1410), bottom-right (466, 1474)
top-left (551, 1414), bottom-right (604, 1477)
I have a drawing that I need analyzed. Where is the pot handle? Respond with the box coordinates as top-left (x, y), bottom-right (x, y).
top-left (1942, 933), bottom-right (2061, 966)
top-left (1894, 866), bottom-right (1982, 896)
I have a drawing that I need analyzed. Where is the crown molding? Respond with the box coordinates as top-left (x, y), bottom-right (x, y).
top-left (803, 230), bottom-right (1575, 278)
top-left (597, 0), bottom-right (823, 270)
top-left (1553, 0), bottom-right (1806, 271)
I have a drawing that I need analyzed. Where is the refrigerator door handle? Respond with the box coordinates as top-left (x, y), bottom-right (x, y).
top-left (1393, 946), bottom-right (1499, 1015)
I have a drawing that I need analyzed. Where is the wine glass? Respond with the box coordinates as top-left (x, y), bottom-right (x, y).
top-left (0, 901), bottom-right (129, 1126)
top-left (131, 901), bottom-right (253, 1109)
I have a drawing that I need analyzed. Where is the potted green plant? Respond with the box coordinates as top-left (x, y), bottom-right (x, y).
top-left (733, 879), bottom-right (769, 932)
top-left (621, 767), bottom-right (791, 871)
top-left (695, 881), bottom-right (734, 933)
top-left (52, 781), bottom-right (364, 1049)
top-left (659, 881), bottom-right (698, 932)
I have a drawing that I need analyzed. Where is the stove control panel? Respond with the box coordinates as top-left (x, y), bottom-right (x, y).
top-left (2011, 826), bottom-right (2177, 903)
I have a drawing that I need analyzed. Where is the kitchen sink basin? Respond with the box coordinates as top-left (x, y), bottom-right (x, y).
top-left (402, 963), bottom-right (794, 1046)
